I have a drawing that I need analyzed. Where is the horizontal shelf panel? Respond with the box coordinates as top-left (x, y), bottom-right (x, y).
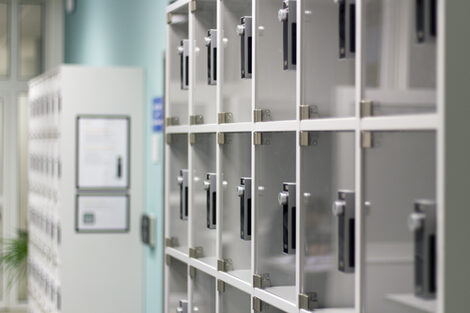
top-left (253, 120), bottom-right (298, 132)
top-left (360, 114), bottom-right (438, 131)
top-left (166, 125), bottom-right (189, 134)
top-left (385, 294), bottom-right (436, 313)
top-left (190, 124), bottom-right (218, 133)
top-left (166, 247), bottom-right (189, 264)
top-left (301, 308), bottom-right (355, 313)
top-left (218, 270), bottom-right (252, 294)
top-left (253, 286), bottom-right (298, 313)
top-left (166, 0), bottom-right (190, 14)
top-left (219, 122), bottom-right (253, 133)
top-left (300, 117), bottom-right (357, 131)
top-left (189, 256), bottom-right (218, 277)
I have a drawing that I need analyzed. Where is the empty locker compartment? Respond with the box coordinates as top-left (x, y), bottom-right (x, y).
top-left (254, 132), bottom-right (296, 304)
top-left (363, 0), bottom-right (436, 116)
top-left (363, 131), bottom-right (437, 313)
top-left (220, 0), bottom-right (253, 122)
top-left (166, 257), bottom-right (188, 313)
top-left (166, 134), bottom-right (189, 254)
top-left (219, 283), bottom-right (251, 313)
top-left (191, 133), bottom-right (217, 267)
top-left (301, 0), bottom-right (356, 118)
top-left (192, 0), bottom-right (217, 124)
top-left (299, 131), bottom-right (355, 310)
top-left (191, 268), bottom-right (216, 313)
top-left (255, 0), bottom-right (297, 121)
top-left (167, 5), bottom-right (189, 125)
top-left (219, 132), bottom-right (252, 284)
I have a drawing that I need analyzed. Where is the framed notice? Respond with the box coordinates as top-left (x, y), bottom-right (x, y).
top-left (76, 116), bottom-right (130, 190)
top-left (76, 194), bottom-right (130, 233)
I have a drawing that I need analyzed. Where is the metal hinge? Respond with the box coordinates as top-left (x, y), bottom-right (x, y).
top-left (189, 133), bottom-right (196, 145)
top-left (253, 132), bottom-right (262, 145)
top-left (190, 0), bottom-right (197, 12)
top-left (189, 246), bottom-right (204, 259)
top-left (166, 116), bottom-right (179, 126)
top-left (299, 292), bottom-right (319, 310)
top-left (167, 12), bottom-right (172, 24)
top-left (300, 131), bottom-right (309, 147)
top-left (217, 132), bottom-right (225, 145)
top-left (360, 100), bottom-right (373, 117)
top-left (361, 131), bottom-right (373, 148)
top-left (253, 109), bottom-right (271, 122)
top-left (300, 105), bottom-right (319, 120)
top-left (165, 237), bottom-right (179, 248)
top-left (252, 297), bottom-right (268, 312)
top-left (253, 273), bottom-right (272, 289)
top-left (189, 266), bottom-right (196, 279)
top-left (166, 134), bottom-right (172, 145)
top-left (217, 280), bottom-right (225, 293)
top-left (190, 114), bottom-right (204, 125)
top-left (165, 254), bottom-right (172, 266)
top-left (217, 258), bottom-right (233, 272)
top-left (218, 112), bottom-right (233, 124)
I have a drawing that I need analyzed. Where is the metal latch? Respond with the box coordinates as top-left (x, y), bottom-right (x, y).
top-left (253, 273), bottom-right (272, 289)
top-left (205, 29), bottom-right (217, 85)
top-left (415, 0), bottom-right (437, 43)
top-left (178, 39), bottom-right (190, 90)
top-left (361, 131), bottom-right (373, 148)
top-left (336, 0), bottom-right (356, 59)
top-left (299, 292), bottom-right (319, 310)
top-left (408, 199), bottom-right (436, 299)
top-left (253, 109), bottom-right (271, 122)
top-left (190, 114), bottom-right (204, 125)
top-left (189, 246), bottom-right (204, 259)
top-left (218, 112), bottom-right (233, 124)
top-left (177, 299), bottom-right (188, 313)
top-left (217, 280), bottom-right (225, 293)
top-left (217, 258), bottom-right (233, 272)
top-left (177, 169), bottom-right (189, 220)
top-left (300, 104), bottom-right (319, 120)
top-left (278, 0), bottom-right (297, 70)
top-left (360, 100), bottom-right (373, 117)
top-left (237, 16), bottom-right (253, 79)
top-left (279, 182), bottom-right (296, 254)
top-left (237, 177), bottom-right (252, 240)
top-left (204, 173), bottom-right (217, 229)
top-left (166, 116), bottom-right (180, 126)
top-left (333, 190), bottom-right (355, 273)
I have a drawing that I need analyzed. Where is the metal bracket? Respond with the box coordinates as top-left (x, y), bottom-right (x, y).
top-left (189, 133), bottom-right (196, 145)
top-left (165, 254), bottom-right (172, 266)
top-left (165, 237), bottom-right (179, 248)
top-left (253, 132), bottom-right (262, 145)
top-left (166, 116), bottom-right (179, 126)
top-left (189, 246), bottom-right (204, 259)
top-left (217, 132), bottom-right (225, 145)
top-left (299, 292), bottom-right (319, 310)
top-left (252, 297), bottom-right (268, 312)
top-left (217, 258), bottom-right (233, 272)
top-left (217, 280), bottom-right (225, 293)
top-left (218, 112), bottom-right (233, 124)
top-left (166, 134), bottom-right (172, 145)
top-left (300, 105), bottom-right (319, 120)
top-left (361, 131), bottom-right (373, 148)
top-left (360, 100), bottom-right (373, 117)
top-left (300, 131), bottom-right (309, 147)
top-left (189, 266), bottom-right (196, 279)
top-left (166, 12), bottom-right (172, 24)
top-left (190, 114), bottom-right (204, 125)
top-left (253, 109), bottom-right (272, 122)
top-left (253, 273), bottom-right (272, 289)
top-left (190, 0), bottom-right (197, 12)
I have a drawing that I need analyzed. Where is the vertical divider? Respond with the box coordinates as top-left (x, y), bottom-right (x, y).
top-left (355, 1), bottom-right (364, 313)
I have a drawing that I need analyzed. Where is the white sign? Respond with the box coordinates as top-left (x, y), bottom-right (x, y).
top-left (77, 116), bottom-right (129, 189)
top-left (76, 195), bottom-right (129, 232)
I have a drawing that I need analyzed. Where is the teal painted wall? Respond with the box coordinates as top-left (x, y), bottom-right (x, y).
top-left (65, 1), bottom-right (166, 312)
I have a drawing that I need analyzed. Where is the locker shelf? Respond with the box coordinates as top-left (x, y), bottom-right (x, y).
top-left (220, 283), bottom-right (251, 313)
top-left (219, 270), bottom-right (252, 293)
top-left (253, 287), bottom-right (297, 313)
top-left (385, 294), bottom-right (436, 313)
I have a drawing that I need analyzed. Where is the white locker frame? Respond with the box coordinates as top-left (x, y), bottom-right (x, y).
top-left (164, 0), bottom-right (470, 313)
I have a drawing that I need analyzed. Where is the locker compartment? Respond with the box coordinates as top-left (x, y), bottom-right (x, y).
top-left (255, 0), bottom-right (297, 121)
top-left (220, 0), bottom-right (253, 122)
top-left (167, 134), bottom-right (189, 254)
top-left (167, 257), bottom-right (188, 313)
top-left (220, 132), bottom-right (252, 284)
top-left (254, 132), bottom-right (296, 304)
top-left (363, 131), bottom-right (437, 313)
top-left (167, 6), bottom-right (189, 125)
top-left (192, 268), bottom-right (216, 313)
top-left (191, 133), bottom-right (217, 267)
top-left (301, 0), bottom-right (355, 118)
top-left (364, 0), bottom-right (436, 116)
top-left (220, 283), bottom-right (251, 313)
top-left (192, 0), bottom-right (217, 124)
top-left (300, 132), bottom-right (355, 310)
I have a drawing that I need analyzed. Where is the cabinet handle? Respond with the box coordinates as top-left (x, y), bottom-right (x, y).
top-left (178, 39), bottom-right (190, 90)
top-left (337, 0), bottom-right (355, 59)
top-left (204, 173), bottom-right (217, 229)
top-left (177, 169), bottom-right (189, 220)
top-left (279, 182), bottom-right (296, 254)
top-left (278, 0), bottom-right (297, 70)
top-left (416, 0), bottom-right (437, 43)
top-left (237, 16), bottom-right (253, 79)
top-left (237, 177), bottom-right (252, 240)
top-left (116, 156), bottom-right (122, 178)
top-left (333, 190), bottom-right (355, 273)
top-left (205, 29), bottom-right (217, 85)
